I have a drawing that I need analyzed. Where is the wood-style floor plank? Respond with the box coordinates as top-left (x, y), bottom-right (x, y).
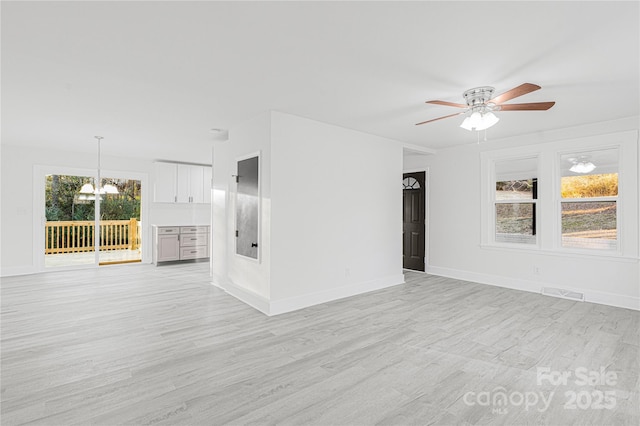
top-left (1, 263), bottom-right (639, 425)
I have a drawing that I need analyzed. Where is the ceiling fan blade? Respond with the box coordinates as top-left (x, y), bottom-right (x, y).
top-left (415, 111), bottom-right (466, 126)
top-left (498, 101), bottom-right (555, 111)
top-left (492, 83), bottom-right (541, 105)
top-left (426, 100), bottom-right (468, 109)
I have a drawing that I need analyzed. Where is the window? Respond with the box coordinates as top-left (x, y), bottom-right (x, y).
top-left (481, 131), bottom-right (636, 258)
top-left (559, 148), bottom-right (619, 250)
top-left (494, 157), bottom-right (538, 245)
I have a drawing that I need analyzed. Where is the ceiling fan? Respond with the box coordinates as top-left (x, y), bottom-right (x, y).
top-left (416, 83), bottom-right (555, 131)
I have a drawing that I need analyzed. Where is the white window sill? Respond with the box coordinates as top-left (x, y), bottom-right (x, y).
top-left (480, 243), bottom-right (638, 263)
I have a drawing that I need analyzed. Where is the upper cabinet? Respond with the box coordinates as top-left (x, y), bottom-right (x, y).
top-left (154, 162), bottom-right (178, 203)
top-left (154, 162), bottom-right (212, 204)
top-left (203, 166), bottom-right (212, 204)
top-left (176, 164), bottom-right (203, 203)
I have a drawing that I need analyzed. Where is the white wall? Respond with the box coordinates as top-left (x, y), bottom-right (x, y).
top-left (404, 152), bottom-right (432, 172)
top-left (269, 112), bottom-right (404, 313)
top-left (211, 111), bottom-right (272, 309)
top-left (405, 117), bottom-right (640, 310)
top-left (212, 111), bottom-right (405, 315)
top-left (0, 144), bottom-right (210, 276)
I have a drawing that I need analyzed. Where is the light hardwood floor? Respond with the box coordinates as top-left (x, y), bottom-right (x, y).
top-left (1, 263), bottom-right (638, 425)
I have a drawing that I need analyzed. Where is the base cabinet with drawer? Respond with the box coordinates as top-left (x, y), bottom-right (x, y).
top-left (153, 225), bottom-right (210, 264)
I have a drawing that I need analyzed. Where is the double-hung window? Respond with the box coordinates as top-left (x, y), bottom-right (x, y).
top-left (482, 130), bottom-right (636, 258)
top-left (559, 148), bottom-right (619, 251)
top-left (493, 157), bottom-right (538, 245)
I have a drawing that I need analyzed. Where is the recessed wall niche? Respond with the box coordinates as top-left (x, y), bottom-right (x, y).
top-left (235, 155), bottom-right (259, 260)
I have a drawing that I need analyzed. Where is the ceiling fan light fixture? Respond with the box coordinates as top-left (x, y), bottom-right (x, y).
top-left (460, 110), bottom-right (499, 131)
top-left (459, 111), bottom-right (483, 131)
top-left (476, 111), bottom-right (499, 131)
top-left (418, 83), bottom-right (553, 132)
top-left (469, 111), bottom-right (483, 127)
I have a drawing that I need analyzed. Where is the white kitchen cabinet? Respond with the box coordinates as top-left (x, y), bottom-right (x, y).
top-left (154, 227), bottom-right (180, 263)
top-left (154, 162), bottom-right (178, 203)
top-left (178, 226), bottom-right (209, 259)
top-left (154, 162), bottom-right (211, 204)
top-left (153, 225), bottom-right (209, 264)
top-left (177, 164), bottom-right (204, 203)
top-left (190, 166), bottom-right (205, 203)
top-left (203, 166), bottom-right (212, 204)
top-left (176, 164), bottom-right (190, 203)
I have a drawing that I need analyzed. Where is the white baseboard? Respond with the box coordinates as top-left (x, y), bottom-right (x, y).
top-left (584, 288), bottom-right (640, 311)
top-left (426, 265), bottom-right (640, 311)
top-left (1, 265), bottom-right (38, 277)
top-left (1, 260), bottom-right (154, 278)
top-left (213, 273), bottom-right (406, 316)
top-left (268, 273), bottom-right (406, 316)
top-left (211, 275), bottom-right (271, 315)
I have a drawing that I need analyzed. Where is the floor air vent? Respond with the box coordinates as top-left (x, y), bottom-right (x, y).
top-left (541, 287), bottom-right (585, 302)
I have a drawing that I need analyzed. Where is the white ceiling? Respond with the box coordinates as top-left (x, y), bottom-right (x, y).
top-left (2, 1), bottom-right (639, 161)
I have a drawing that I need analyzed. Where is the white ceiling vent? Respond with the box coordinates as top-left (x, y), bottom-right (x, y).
top-left (541, 287), bottom-right (585, 302)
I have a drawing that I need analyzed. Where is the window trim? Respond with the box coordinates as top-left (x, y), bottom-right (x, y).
top-left (556, 147), bottom-right (621, 255)
top-left (480, 129), bottom-right (638, 260)
top-left (486, 154), bottom-right (541, 248)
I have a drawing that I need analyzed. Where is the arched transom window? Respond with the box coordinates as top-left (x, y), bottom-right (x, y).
top-left (402, 177), bottom-right (421, 190)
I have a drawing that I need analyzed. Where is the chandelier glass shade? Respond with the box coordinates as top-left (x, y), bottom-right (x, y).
top-left (78, 182), bottom-right (118, 195)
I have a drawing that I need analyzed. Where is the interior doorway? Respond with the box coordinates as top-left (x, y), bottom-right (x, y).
top-left (402, 171), bottom-right (426, 271)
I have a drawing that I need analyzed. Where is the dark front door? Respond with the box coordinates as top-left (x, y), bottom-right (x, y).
top-left (403, 171), bottom-right (425, 271)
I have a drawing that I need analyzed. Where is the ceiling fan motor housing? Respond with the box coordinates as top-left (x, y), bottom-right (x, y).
top-left (463, 86), bottom-right (495, 108)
